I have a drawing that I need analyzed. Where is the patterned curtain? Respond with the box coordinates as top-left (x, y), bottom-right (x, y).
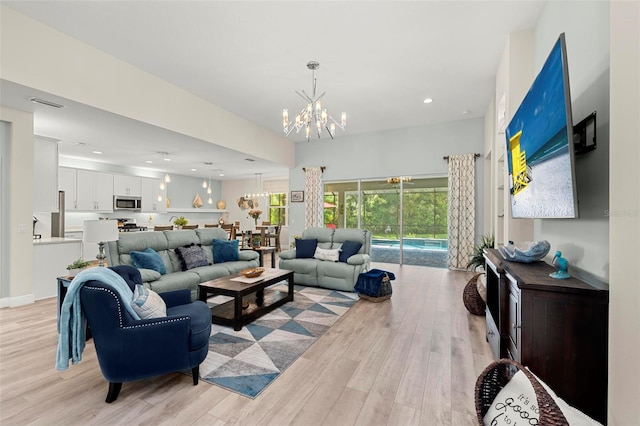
top-left (447, 154), bottom-right (476, 270)
top-left (304, 167), bottom-right (324, 228)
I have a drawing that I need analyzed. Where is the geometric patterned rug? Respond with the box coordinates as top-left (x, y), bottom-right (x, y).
top-left (199, 284), bottom-right (358, 398)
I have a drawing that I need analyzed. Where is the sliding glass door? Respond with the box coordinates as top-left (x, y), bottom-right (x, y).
top-left (324, 177), bottom-right (448, 267)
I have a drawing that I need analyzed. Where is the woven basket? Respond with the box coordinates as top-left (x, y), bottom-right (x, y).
top-left (463, 273), bottom-right (486, 315)
top-left (358, 274), bottom-right (392, 302)
top-left (475, 359), bottom-right (568, 425)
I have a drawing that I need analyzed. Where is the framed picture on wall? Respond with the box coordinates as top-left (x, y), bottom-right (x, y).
top-left (290, 191), bottom-right (304, 202)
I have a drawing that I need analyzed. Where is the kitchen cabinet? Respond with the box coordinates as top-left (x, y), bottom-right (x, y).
top-left (58, 167), bottom-right (77, 210)
top-left (141, 177), bottom-right (166, 213)
top-left (76, 170), bottom-right (114, 212)
top-left (33, 137), bottom-right (59, 212)
top-left (113, 174), bottom-right (141, 196)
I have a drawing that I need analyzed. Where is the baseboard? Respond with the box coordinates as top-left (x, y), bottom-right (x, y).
top-left (0, 294), bottom-right (35, 308)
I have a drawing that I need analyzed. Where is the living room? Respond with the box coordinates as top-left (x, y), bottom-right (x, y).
top-left (1, 1), bottom-right (638, 424)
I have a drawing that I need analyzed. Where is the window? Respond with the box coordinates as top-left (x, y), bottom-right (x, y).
top-left (268, 193), bottom-right (287, 225)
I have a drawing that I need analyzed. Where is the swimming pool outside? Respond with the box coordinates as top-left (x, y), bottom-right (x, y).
top-left (370, 238), bottom-right (448, 268)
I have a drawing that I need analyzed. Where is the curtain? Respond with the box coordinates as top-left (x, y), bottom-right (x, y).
top-left (304, 167), bottom-right (324, 228)
top-left (447, 154), bottom-right (476, 270)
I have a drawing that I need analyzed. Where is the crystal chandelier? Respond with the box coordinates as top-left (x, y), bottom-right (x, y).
top-left (282, 61), bottom-right (346, 141)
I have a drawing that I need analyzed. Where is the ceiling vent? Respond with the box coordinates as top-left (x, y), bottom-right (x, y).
top-left (29, 97), bottom-right (64, 109)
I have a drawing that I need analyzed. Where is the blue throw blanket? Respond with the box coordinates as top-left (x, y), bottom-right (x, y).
top-left (56, 267), bottom-right (141, 371)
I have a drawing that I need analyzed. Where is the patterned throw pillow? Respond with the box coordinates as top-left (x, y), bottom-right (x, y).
top-left (212, 239), bottom-right (239, 263)
top-left (175, 243), bottom-right (209, 270)
top-left (130, 248), bottom-right (166, 275)
top-left (131, 284), bottom-right (166, 319)
top-left (314, 247), bottom-right (340, 262)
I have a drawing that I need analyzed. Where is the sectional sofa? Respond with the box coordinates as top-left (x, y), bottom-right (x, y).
top-left (105, 228), bottom-right (259, 300)
top-left (278, 227), bottom-right (371, 292)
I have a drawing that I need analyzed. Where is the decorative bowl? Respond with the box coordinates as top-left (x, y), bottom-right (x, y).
top-left (241, 267), bottom-right (265, 278)
top-left (497, 240), bottom-right (551, 263)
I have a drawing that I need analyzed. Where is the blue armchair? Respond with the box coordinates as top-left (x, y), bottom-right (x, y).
top-left (80, 265), bottom-right (211, 403)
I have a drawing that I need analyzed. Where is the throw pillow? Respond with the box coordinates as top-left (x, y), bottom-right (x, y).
top-left (212, 239), bottom-right (239, 263)
top-left (130, 248), bottom-right (166, 275)
top-left (138, 268), bottom-right (162, 282)
top-left (131, 284), bottom-right (166, 319)
top-left (314, 247), bottom-right (340, 262)
top-left (175, 243), bottom-right (209, 270)
top-left (296, 238), bottom-right (318, 259)
top-left (339, 240), bottom-right (363, 262)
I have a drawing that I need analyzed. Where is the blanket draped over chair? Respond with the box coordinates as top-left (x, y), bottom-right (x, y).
top-left (56, 267), bottom-right (140, 371)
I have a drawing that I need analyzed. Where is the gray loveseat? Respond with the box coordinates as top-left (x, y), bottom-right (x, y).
top-left (105, 228), bottom-right (259, 300)
top-left (278, 227), bottom-right (371, 292)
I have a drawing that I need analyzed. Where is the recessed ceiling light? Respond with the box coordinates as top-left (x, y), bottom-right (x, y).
top-left (92, 151), bottom-right (102, 155)
top-left (72, 141), bottom-right (87, 146)
top-left (190, 168), bottom-right (197, 172)
top-left (219, 173), bottom-right (225, 177)
top-left (145, 160), bottom-right (153, 164)
top-left (163, 158), bottom-right (171, 162)
top-left (462, 110), bottom-right (470, 115)
top-left (423, 98), bottom-right (433, 104)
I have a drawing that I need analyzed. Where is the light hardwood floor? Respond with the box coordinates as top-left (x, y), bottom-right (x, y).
top-left (0, 263), bottom-right (493, 425)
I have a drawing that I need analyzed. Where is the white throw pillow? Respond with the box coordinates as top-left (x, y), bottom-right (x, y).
top-left (483, 369), bottom-right (602, 426)
top-left (313, 247), bottom-right (340, 262)
top-left (131, 284), bottom-right (167, 319)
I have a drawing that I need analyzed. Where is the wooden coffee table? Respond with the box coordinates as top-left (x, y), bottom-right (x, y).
top-left (198, 269), bottom-right (294, 331)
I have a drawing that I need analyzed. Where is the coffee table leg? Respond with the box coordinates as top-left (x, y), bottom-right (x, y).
top-left (234, 296), bottom-right (243, 331)
top-left (270, 249), bottom-right (275, 268)
top-left (287, 274), bottom-right (294, 302)
top-left (256, 289), bottom-right (264, 306)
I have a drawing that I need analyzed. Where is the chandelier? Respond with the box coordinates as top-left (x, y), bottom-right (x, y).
top-left (282, 61), bottom-right (346, 141)
top-left (243, 173), bottom-right (270, 199)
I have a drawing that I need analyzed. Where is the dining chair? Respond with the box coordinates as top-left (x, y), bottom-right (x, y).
top-left (204, 224), bottom-right (219, 228)
top-left (182, 224), bottom-right (199, 229)
top-left (266, 225), bottom-right (282, 252)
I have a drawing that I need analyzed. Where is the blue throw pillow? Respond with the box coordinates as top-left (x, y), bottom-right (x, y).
top-left (296, 238), bottom-right (318, 259)
top-left (213, 239), bottom-right (239, 263)
top-left (130, 248), bottom-right (166, 275)
top-left (339, 240), bottom-right (363, 263)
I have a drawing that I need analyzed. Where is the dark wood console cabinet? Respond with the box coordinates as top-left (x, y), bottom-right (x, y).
top-left (483, 249), bottom-right (609, 424)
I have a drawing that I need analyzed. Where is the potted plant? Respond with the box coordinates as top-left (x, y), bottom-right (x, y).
top-left (66, 258), bottom-right (92, 277)
top-left (173, 216), bottom-right (188, 229)
top-left (467, 234), bottom-right (495, 271)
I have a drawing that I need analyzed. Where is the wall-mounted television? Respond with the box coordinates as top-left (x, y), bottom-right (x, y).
top-left (505, 33), bottom-right (579, 218)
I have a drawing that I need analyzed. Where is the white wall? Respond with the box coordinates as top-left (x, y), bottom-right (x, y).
top-left (289, 118), bottom-right (485, 238)
top-left (0, 107), bottom-right (35, 306)
top-left (533, 1), bottom-right (610, 282)
top-left (608, 1), bottom-right (640, 424)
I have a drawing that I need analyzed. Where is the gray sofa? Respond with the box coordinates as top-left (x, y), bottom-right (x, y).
top-left (105, 228), bottom-right (259, 300)
top-left (278, 227), bottom-right (371, 292)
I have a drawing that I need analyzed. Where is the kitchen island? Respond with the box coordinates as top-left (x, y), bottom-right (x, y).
top-left (33, 237), bottom-right (81, 300)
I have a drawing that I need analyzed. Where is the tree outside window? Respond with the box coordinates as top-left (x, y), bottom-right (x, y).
top-left (268, 193), bottom-right (287, 225)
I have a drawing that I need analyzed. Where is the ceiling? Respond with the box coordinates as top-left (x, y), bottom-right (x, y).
top-left (1, 1), bottom-right (546, 181)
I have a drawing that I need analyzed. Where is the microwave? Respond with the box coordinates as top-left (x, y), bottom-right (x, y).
top-left (113, 195), bottom-right (142, 211)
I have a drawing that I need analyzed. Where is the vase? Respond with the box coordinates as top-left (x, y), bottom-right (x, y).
top-left (216, 200), bottom-right (226, 209)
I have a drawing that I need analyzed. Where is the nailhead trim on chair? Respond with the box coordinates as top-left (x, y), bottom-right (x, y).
top-left (85, 286), bottom-right (189, 327)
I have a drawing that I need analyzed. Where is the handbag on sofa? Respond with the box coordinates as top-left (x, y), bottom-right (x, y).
top-left (354, 269), bottom-right (395, 302)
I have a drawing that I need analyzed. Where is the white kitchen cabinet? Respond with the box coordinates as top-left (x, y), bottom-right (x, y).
top-left (141, 177), bottom-right (167, 213)
top-left (33, 137), bottom-right (59, 212)
top-left (113, 174), bottom-right (141, 196)
top-left (58, 167), bottom-right (77, 210)
top-left (76, 170), bottom-right (114, 212)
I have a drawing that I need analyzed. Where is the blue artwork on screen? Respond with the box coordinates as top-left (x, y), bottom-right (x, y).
top-left (505, 34), bottom-right (578, 218)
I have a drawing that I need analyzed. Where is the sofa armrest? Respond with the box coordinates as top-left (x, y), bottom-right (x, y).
top-left (159, 289), bottom-right (192, 307)
top-left (347, 253), bottom-right (370, 265)
top-left (238, 250), bottom-right (259, 261)
top-left (279, 249), bottom-right (296, 260)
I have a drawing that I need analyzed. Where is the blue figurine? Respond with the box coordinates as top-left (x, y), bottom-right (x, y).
top-left (550, 251), bottom-right (570, 279)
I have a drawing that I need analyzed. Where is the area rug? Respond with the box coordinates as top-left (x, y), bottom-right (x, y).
top-left (199, 284), bottom-right (358, 398)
